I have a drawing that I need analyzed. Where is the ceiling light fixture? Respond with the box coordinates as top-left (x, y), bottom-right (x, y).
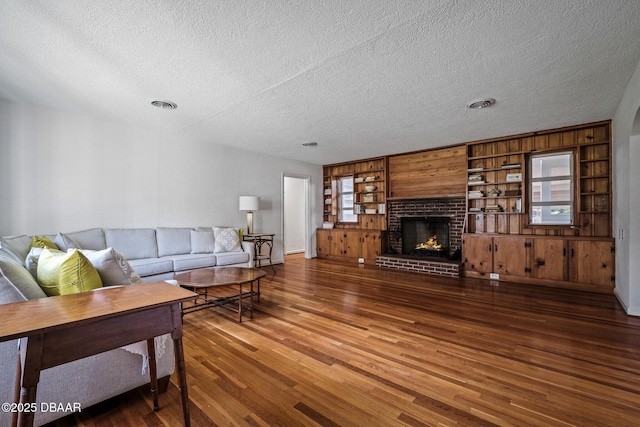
top-left (302, 142), bottom-right (318, 147)
top-left (466, 98), bottom-right (496, 109)
top-left (149, 99), bottom-right (177, 109)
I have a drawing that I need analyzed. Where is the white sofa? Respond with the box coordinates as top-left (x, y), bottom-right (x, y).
top-left (49, 226), bottom-right (254, 281)
top-left (0, 226), bottom-right (252, 425)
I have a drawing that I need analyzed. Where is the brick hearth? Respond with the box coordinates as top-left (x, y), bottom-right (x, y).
top-left (376, 198), bottom-right (465, 277)
top-left (376, 255), bottom-right (462, 277)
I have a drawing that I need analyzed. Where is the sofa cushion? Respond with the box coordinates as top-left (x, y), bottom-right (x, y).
top-left (190, 230), bottom-right (215, 254)
top-left (37, 249), bottom-right (103, 296)
top-left (54, 232), bottom-right (80, 250)
top-left (0, 245), bottom-right (22, 265)
top-left (0, 265), bottom-right (28, 304)
top-left (213, 227), bottom-right (242, 253)
top-left (0, 257), bottom-right (47, 302)
top-left (105, 229), bottom-right (158, 260)
top-left (0, 235), bottom-right (32, 264)
top-left (79, 248), bottom-right (142, 286)
top-left (128, 258), bottom-right (173, 277)
top-left (170, 254), bottom-right (216, 272)
top-left (56, 228), bottom-right (106, 251)
top-left (156, 227), bottom-right (192, 257)
top-left (214, 251), bottom-right (250, 266)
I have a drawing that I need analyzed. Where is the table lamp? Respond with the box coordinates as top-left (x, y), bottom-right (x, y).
top-left (239, 196), bottom-right (260, 234)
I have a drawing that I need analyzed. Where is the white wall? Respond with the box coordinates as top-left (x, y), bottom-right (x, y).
top-left (0, 99), bottom-right (323, 264)
top-left (613, 57), bottom-right (640, 315)
top-left (283, 176), bottom-right (306, 254)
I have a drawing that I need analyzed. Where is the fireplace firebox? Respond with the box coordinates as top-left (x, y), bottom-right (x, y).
top-left (401, 216), bottom-right (451, 258)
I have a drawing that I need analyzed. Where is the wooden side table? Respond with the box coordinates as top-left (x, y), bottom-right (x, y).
top-left (0, 282), bottom-right (197, 427)
top-left (243, 233), bottom-right (276, 273)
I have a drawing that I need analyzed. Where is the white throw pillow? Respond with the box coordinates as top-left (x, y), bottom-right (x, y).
top-left (25, 247), bottom-right (45, 278)
top-left (190, 230), bottom-right (215, 254)
top-left (78, 248), bottom-right (142, 286)
top-left (213, 227), bottom-right (242, 253)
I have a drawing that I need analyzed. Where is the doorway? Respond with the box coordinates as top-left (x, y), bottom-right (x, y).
top-left (282, 174), bottom-right (310, 262)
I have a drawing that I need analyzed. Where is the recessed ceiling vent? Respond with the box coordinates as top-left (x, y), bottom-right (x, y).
top-left (149, 99), bottom-right (177, 109)
top-left (466, 98), bottom-right (496, 109)
top-left (302, 142), bottom-right (318, 147)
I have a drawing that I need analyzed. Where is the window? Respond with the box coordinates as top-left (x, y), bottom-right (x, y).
top-left (529, 151), bottom-right (573, 225)
top-left (337, 176), bottom-right (357, 223)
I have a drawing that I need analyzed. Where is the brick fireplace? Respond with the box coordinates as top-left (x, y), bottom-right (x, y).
top-left (376, 198), bottom-right (465, 277)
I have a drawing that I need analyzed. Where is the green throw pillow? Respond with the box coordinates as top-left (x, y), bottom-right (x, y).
top-left (37, 248), bottom-right (103, 296)
top-left (31, 235), bottom-right (58, 250)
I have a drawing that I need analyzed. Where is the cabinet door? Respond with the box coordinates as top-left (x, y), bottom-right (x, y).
top-left (359, 230), bottom-right (383, 262)
top-left (569, 240), bottom-right (614, 287)
top-left (493, 236), bottom-right (528, 278)
top-left (316, 229), bottom-right (332, 257)
top-left (462, 235), bottom-right (493, 275)
top-left (530, 239), bottom-right (567, 281)
top-left (331, 231), bottom-right (348, 257)
top-left (343, 231), bottom-right (362, 258)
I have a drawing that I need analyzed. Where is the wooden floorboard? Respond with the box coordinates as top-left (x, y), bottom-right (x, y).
top-left (47, 259), bottom-right (640, 426)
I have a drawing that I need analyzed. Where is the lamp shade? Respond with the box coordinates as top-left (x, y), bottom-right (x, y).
top-left (239, 196), bottom-right (259, 211)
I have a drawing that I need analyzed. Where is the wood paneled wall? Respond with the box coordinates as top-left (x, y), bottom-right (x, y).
top-left (388, 145), bottom-right (466, 199)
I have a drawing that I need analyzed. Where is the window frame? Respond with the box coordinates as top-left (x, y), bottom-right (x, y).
top-left (337, 175), bottom-right (358, 223)
top-left (527, 150), bottom-right (575, 227)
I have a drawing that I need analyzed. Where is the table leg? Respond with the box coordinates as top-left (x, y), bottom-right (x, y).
top-left (254, 237), bottom-right (276, 273)
top-left (173, 337), bottom-right (190, 427)
top-left (171, 304), bottom-right (191, 427)
top-left (238, 283), bottom-right (243, 322)
top-left (146, 338), bottom-right (159, 411)
top-left (12, 343), bottom-right (21, 427)
top-left (16, 335), bottom-right (45, 427)
top-left (250, 281), bottom-right (255, 319)
top-left (256, 278), bottom-right (261, 302)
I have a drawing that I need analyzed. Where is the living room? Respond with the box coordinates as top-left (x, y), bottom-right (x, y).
top-left (2, 1), bottom-right (640, 426)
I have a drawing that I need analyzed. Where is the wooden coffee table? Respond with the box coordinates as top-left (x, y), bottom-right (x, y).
top-left (174, 267), bottom-right (266, 322)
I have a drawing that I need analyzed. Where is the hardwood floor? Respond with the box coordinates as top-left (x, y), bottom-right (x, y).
top-left (48, 259), bottom-right (640, 426)
top-left (284, 252), bottom-right (305, 261)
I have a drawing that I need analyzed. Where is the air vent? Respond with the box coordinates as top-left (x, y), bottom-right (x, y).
top-left (466, 98), bottom-right (496, 109)
top-left (302, 142), bottom-right (318, 147)
top-left (149, 99), bottom-right (177, 109)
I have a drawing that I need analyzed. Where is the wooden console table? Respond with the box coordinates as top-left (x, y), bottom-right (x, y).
top-left (0, 282), bottom-right (197, 427)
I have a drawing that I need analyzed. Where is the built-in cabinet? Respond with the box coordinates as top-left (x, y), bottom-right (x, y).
top-left (318, 121), bottom-right (615, 293)
top-left (462, 121), bottom-right (614, 292)
top-left (322, 157), bottom-right (387, 230)
top-left (465, 121), bottom-right (611, 236)
top-left (319, 157), bottom-right (388, 265)
top-left (462, 233), bottom-right (615, 292)
top-left (316, 229), bottom-right (387, 265)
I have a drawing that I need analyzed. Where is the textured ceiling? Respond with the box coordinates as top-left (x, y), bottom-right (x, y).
top-left (1, 0), bottom-right (640, 165)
